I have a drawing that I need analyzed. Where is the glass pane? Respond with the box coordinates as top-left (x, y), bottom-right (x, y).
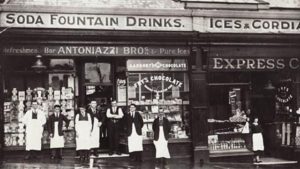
top-left (85, 63), bottom-right (111, 83)
top-left (128, 73), bottom-right (139, 99)
top-left (49, 59), bottom-right (74, 70)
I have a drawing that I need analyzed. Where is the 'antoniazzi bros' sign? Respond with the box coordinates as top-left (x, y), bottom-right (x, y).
top-left (2, 45), bottom-right (190, 57)
top-left (0, 12), bottom-right (192, 31)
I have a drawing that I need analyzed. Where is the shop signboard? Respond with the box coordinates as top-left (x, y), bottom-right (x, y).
top-left (194, 17), bottom-right (300, 34)
top-left (1, 45), bottom-right (190, 57)
top-left (208, 57), bottom-right (300, 71)
top-left (0, 12), bottom-right (192, 31)
top-left (127, 59), bottom-right (188, 71)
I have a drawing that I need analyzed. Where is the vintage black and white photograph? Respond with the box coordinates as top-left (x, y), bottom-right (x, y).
top-left (0, 0), bottom-right (300, 169)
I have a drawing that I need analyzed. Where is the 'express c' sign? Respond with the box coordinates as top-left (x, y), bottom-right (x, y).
top-left (209, 57), bottom-right (300, 71)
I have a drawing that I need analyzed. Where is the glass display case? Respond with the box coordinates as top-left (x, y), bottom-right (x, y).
top-left (207, 85), bottom-right (252, 156)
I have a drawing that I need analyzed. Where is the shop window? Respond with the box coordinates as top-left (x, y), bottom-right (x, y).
top-left (3, 57), bottom-right (77, 149)
top-left (207, 72), bottom-right (251, 154)
top-left (126, 58), bottom-right (190, 141)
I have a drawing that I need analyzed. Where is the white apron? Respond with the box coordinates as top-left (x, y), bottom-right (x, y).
top-left (153, 126), bottom-right (170, 158)
top-left (50, 122), bottom-right (65, 148)
top-left (23, 110), bottom-right (46, 151)
top-left (90, 118), bottom-right (100, 149)
top-left (25, 119), bottom-right (44, 151)
top-left (128, 123), bottom-right (143, 153)
top-left (252, 133), bottom-right (264, 151)
top-left (76, 118), bottom-right (92, 150)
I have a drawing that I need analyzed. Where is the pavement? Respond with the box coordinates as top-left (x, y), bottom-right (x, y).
top-left (0, 156), bottom-right (299, 169)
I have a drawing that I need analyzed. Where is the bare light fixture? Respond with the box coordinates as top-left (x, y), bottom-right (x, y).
top-left (32, 54), bottom-right (46, 72)
top-left (264, 80), bottom-right (275, 90)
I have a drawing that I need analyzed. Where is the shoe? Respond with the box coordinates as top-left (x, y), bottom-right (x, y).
top-left (108, 152), bottom-right (113, 156)
top-left (116, 151), bottom-right (122, 155)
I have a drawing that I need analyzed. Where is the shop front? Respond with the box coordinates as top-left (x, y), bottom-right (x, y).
top-left (0, 6), bottom-right (196, 159)
top-left (188, 8), bottom-right (300, 162)
top-left (202, 45), bottom-right (300, 162)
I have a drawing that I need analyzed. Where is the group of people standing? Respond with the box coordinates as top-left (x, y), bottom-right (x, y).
top-left (22, 100), bottom-right (172, 165)
top-left (22, 101), bottom-right (70, 160)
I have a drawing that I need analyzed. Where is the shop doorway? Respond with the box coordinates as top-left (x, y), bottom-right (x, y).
top-left (82, 61), bottom-right (114, 150)
top-left (251, 95), bottom-right (276, 156)
top-left (250, 72), bottom-right (294, 159)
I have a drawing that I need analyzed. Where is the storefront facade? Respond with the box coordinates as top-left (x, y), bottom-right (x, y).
top-left (191, 6), bottom-right (300, 162)
top-left (1, 0), bottom-right (300, 164)
top-left (0, 2), bottom-right (197, 160)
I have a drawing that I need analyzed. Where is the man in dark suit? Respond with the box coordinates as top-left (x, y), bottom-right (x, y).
top-left (48, 105), bottom-right (70, 160)
top-left (126, 103), bottom-right (144, 162)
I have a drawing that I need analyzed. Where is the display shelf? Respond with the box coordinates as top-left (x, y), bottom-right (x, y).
top-left (4, 132), bottom-right (24, 134)
top-left (214, 132), bottom-right (243, 135)
top-left (3, 146), bottom-right (25, 151)
top-left (130, 102), bottom-right (189, 106)
top-left (208, 119), bottom-right (246, 124)
top-left (84, 82), bottom-right (113, 86)
top-left (209, 149), bottom-right (253, 158)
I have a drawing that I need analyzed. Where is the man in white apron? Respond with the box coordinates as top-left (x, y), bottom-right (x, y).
top-left (75, 107), bottom-right (92, 163)
top-left (48, 105), bottom-right (70, 160)
top-left (106, 100), bottom-right (123, 155)
top-left (152, 108), bottom-right (171, 165)
top-left (22, 101), bottom-right (46, 160)
top-left (126, 104), bottom-right (144, 162)
top-left (87, 100), bottom-right (103, 157)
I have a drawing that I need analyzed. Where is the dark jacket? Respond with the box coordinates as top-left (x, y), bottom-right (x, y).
top-left (87, 108), bottom-right (105, 130)
top-left (251, 123), bottom-right (263, 133)
top-left (152, 117), bottom-right (171, 141)
top-left (48, 113), bottom-right (70, 136)
top-left (126, 111), bottom-right (144, 136)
